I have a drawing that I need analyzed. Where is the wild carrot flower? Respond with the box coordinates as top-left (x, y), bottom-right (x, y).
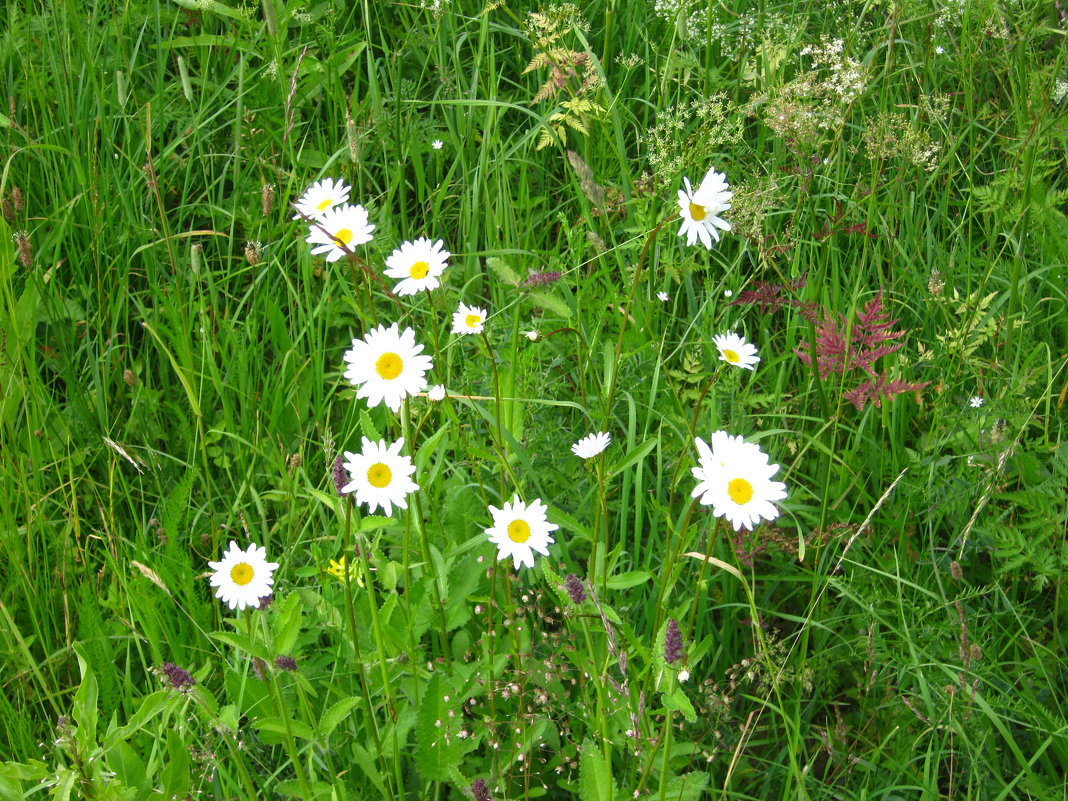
top-left (208, 542), bottom-right (280, 611)
top-left (485, 496), bottom-right (558, 570)
top-left (343, 323), bottom-right (433, 412)
top-left (677, 167), bottom-right (732, 249)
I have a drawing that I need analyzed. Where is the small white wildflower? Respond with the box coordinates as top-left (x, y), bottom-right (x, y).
top-left (657, 291), bottom-right (670, 302)
top-left (678, 669), bottom-right (690, 683)
top-left (432, 139), bottom-right (444, 150)
top-left (524, 330), bottom-right (539, 341)
top-left (934, 45), bottom-right (944, 55)
top-left (427, 385), bottom-right (446, 402)
top-left (969, 396), bottom-right (983, 409)
top-left (723, 289), bottom-right (733, 298)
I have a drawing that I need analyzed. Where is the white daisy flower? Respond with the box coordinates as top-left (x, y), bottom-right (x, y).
top-left (724, 289), bottom-right (733, 298)
top-left (571, 431), bottom-right (611, 459)
top-left (432, 139), bottom-right (444, 150)
top-left (452, 303), bottom-right (487, 335)
top-left (384, 237), bottom-right (450, 296)
top-left (343, 323), bottom-right (433, 412)
top-left (306, 203), bottom-right (375, 262)
top-left (208, 541), bottom-right (279, 611)
top-left (677, 167), bottom-right (732, 249)
top-left (657, 291), bottom-right (670, 302)
top-left (427, 384), bottom-right (446, 401)
top-left (292, 177), bottom-right (351, 220)
top-left (969, 396), bottom-right (983, 408)
top-left (713, 332), bottom-right (760, 371)
top-left (485, 495), bottom-right (559, 570)
top-left (691, 433), bottom-right (787, 531)
top-left (340, 437), bottom-right (419, 516)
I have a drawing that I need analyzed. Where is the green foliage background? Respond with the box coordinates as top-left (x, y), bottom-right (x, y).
top-left (1, 0), bottom-right (1066, 798)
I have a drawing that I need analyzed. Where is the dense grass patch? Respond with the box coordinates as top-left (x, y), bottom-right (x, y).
top-left (1, 0), bottom-right (1066, 798)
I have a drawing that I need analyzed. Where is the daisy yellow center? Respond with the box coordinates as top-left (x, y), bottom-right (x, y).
top-left (230, 562), bottom-right (254, 586)
top-left (316, 197), bottom-right (334, 211)
top-left (333, 228), bottom-right (354, 247)
top-left (409, 260), bottom-right (430, 279)
top-left (465, 314), bottom-right (481, 328)
top-left (689, 202), bottom-right (707, 221)
top-left (367, 462), bottom-right (392, 488)
top-left (727, 477), bottom-right (754, 505)
top-left (723, 348), bottom-right (740, 363)
top-left (506, 519), bottom-right (531, 543)
top-left (375, 352), bottom-right (403, 380)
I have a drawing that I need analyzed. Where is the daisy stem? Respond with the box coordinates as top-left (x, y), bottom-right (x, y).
top-left (685, 516), bottom-right (724, 638)
top-left (246, 612), bottom-right (313, 799)
top-left (340, 500), bottom-right (395, 801)
top-left (479, 329), bottom-right (520, 496)
top-left (402, 398), bottom-right (452, 661)
top-left (601, 215), bottom-right (674, 425)
top-left (595, 452), bottom-right (609, 596)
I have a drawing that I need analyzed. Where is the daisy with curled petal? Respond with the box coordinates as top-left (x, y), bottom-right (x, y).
top-left (427, 384), bottom-right (446, 402)
top-left (208, 541), bottom-right (280, 611)
top-left (713, 332), bottom-right (760, 370)
top-left (343, 323), bottom-right (433, 412)
top-left (306, 203), bottom-right (375, 262)
top-left (485, 495), bottom-right (559, 570)
top-left (572, 431), bottom-right (611, 459)
top-left (452, 303), bottom-right (487, 335)
top-left (341, 437), bottom-right (419, 516)
top-left (384, 237), bottom-right (450, 296)
top-left (691, 433), bottom-right (787, 531)
top-left (677, 167), bottom-right (732, 250)
top-left (292, 177), bottom-right (351, 220)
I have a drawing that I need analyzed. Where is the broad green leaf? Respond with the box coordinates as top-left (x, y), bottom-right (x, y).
top-left (319, 697), bottom-right (361, 738)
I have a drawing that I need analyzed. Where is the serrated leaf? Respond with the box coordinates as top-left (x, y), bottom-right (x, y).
top-left (526, 290), bottom-right (571, 318)
top-left (578, 737), bottom-right (616, 801)
top-left (319, 697), bottom-right (361, 738)
top-left (352, 744), bottom-right (388, 796)
top-left (486, 256), bottom-right (521, 286)
top-left (253, 716), bottom-right (316, 741)
top-left (663, 689), bottom-right (697, 723)
top-left (210, 631), bottom-right (272, 661)
top-left (273, 592), bottom-right (303, 656)
top-left (358, 411), bottom-right (381, 443)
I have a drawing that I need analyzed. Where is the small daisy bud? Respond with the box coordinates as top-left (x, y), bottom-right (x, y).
top-left (678, 669), bottom-right (690, 683)
top-left (159, 662), bottom-right (196, 692)
top-left (470, 778), bottom-right (491, 801)
top-left (274, 655), bottom-right (297, 672)
top-left (565, 573), bottom-right (586, 604)
top-left (524, 330), bottom-right (539, 341)
top-left (664, 619), bottom-right (685, 664)
top-left (261, 183), bottom-right (275, 216)
top-left (427, 384), bottom-right (446, 402)
top-left (332, 455), bottom-right (349, 496)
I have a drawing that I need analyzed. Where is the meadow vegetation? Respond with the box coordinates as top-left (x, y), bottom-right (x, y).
top-left (1, 0), bottom-right (1067, 798)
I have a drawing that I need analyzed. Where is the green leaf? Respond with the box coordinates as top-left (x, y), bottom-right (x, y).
top-left (486, 256), bottom-right (521, 286)
top-left (210, 631), bottom-right (272, 661)
top-left (319, 697), bottom-right (361, 738)
top-left (253, 716), bottom-right (316, 741)
top-left (527, 290), bottom-right (572, 318)
top-left (273, 592), bottom-right (303, 656)
top-left (604, 571), bottom-right (652, 590)
top-left (106, 690), bottom-right (171, 745)
top-left (72, 644), bottom-right (99, 750)
top-left (161, 728), bottom-right (190, 798)
top-left (662, 689), bottom-right (697, 723)
top-left (352, 744), bottom-right (388, 797)
top-left (577, 737), bottom-right (616, 801)
top-left (607, 438), bottom-right (658, 480)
